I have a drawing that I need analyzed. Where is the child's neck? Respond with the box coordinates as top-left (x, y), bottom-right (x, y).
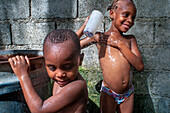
top-left (107, 22), bottom-right (123, 35)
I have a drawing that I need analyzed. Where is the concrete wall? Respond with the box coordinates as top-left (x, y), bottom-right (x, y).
top-left (0, 0), bottom-right (169, 112)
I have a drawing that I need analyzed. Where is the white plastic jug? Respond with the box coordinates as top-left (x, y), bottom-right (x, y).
top-left (83, 10), bottom-right (104, 37)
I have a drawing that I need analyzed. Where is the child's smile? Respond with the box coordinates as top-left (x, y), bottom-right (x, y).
top-left (113, 1), bottom-right (136, 33)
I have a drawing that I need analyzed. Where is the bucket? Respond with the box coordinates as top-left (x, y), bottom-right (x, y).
top-left (0, 50), bottom-right (51, 113)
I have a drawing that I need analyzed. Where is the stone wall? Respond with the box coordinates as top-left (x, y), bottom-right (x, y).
top-left (0, 0), bottom-right (169, 113)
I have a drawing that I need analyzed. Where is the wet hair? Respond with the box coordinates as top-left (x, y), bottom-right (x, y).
top-left (107, 0), bottom-right (134, 11)
top-left (43, 29), bottom-right (80, 54)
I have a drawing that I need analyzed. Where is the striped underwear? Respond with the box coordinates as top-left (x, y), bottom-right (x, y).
top-left (100, 82), bottom-right (134, 104)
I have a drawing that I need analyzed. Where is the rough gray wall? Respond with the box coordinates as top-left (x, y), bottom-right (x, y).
top-left (0, 0), bottom-right (169, 113)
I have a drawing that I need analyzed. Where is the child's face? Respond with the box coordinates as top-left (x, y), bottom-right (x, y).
top-left (44, 41), bottom-right (81, 87)
top-left (112, 1), bottom-right (136, 33)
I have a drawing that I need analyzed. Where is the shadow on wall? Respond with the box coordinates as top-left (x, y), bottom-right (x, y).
top-left (147, 72), bottom-right (170, 113)
top-left (133, 71), bottom-right (155, 113)
top-left (0, 32), bottom-right (4, 50)
top-left (87, 98), bottom-right (100, 113)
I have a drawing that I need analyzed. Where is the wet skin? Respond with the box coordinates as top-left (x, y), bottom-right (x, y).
top-left (78, 1), bottom-right (144, 113)
top-left (80, 1), bottom-right (143, 93)
top-left (8, 40), bottom-right (88, 113)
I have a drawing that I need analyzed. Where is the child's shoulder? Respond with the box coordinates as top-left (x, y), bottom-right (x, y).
top-left (123, 34), bottom-right (138, 45)
top-left (53, 74), bottom-right (87, 97)
top-left (67, 74), bottom-right (87, 90)
top-left (50, 75), bottom-right (87, 112)
top-left (62, 74), bottom-right (87, 98)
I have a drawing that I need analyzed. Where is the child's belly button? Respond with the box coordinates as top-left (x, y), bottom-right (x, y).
top-left (122, 80), bottom-right (128, 87)
top-left (122, 81), bottom-right (126, 84)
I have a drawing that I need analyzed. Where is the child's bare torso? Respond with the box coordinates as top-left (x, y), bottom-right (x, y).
top-left (96, 33), bottom-right (133, 94)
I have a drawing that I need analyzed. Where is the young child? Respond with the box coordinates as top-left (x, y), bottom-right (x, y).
top-left (8, 29), bottom-right (88, 113)
top-left (77, 0), bottom-right (144, 113)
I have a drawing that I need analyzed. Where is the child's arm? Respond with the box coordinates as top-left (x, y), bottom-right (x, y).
top-left (8, 56), bottom-right (86, 113)
top-left (76, 16), bottom-right (90, 38)
top-left (80, 32), bottom-right (102, 49)
top-left (119, 35), bottom-right (144, 71)
top-left (8, 56), bottom-right (43, 112)
top-left (80, 36), bottom-right (97, 49)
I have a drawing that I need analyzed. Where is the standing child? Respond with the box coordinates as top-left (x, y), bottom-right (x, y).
top-left (77, 0), bottom-right (144, 113)
top-left (8, 29), bottom-right (88, 113)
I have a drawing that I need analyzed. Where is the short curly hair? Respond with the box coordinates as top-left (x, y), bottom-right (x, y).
top-left (43, 29), bottom-right (80, 53)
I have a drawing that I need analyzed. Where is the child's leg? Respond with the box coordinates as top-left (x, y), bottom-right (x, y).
top-left (100, 91), bottom-right (117, 113)
top-left (117, 93), bottom-right (134, 113)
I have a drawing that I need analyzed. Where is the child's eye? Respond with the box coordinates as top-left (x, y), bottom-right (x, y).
top-left (61, 64), bottom-right (75, 71)
top-left (123, 13), bottom-right (129, 17)
top-left (47, 65), bottom-right (56, 71)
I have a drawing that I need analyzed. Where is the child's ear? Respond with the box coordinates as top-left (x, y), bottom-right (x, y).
top-left (109, 9), bottom-right (115, 20)
top-left (79, 53), bottom-right (84, 66)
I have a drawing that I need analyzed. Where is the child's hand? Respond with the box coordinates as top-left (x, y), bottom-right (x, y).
top-left (84, 15), bottom-right (90, 26)
top-left (76, 15), bottom-right (91, 38)
top-left (8, 55), bottom-right (30, 78)
top-left (99, 32), bottom-right (123, 48)
top-left (108, 33), bottom-right (123, 48)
